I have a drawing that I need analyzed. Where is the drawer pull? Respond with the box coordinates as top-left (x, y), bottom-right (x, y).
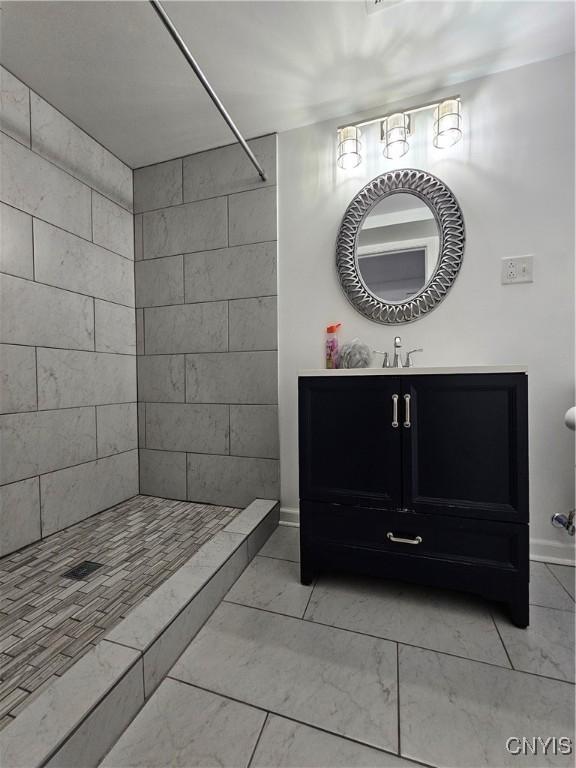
top-left (403, 394), bottom-right (411, 428)
top-left (387, 531), bottom-right (422, 545)
top-left (392, 394), bottom-right (399, 428)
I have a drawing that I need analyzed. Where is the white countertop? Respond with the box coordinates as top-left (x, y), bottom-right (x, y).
top-left (299, 365), bottom-right (527, 377)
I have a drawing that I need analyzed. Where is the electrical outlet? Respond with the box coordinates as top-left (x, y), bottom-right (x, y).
top-left (501, 255), bottom-right (534, 285)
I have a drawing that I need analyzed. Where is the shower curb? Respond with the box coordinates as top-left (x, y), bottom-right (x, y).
top-left (0, 499), bottom-right (280, 768)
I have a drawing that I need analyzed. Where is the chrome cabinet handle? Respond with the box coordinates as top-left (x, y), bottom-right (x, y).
top-left (403, 393), bottom-right (411, 428)
top-left (392, 394), bottom-right (399, 428)
top-left (387, 532), bottom-right (423, 545)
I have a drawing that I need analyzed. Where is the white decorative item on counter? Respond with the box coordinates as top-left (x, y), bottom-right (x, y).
top-left (338, 339), bottom-right (372, 369)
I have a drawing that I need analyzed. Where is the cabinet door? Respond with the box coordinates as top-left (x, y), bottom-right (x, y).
top-left (402, 374), bottom-right (528, 522)
top-left (299, 376), bottom-right (402, 507)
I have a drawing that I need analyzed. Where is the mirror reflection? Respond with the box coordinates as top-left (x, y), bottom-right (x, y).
top-left (357, 193), bottom-right (440, 303)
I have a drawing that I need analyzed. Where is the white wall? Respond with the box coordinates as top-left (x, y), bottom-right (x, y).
top-left (278, 53), bottom-right (575, 563)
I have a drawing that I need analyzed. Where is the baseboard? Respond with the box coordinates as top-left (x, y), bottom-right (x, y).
top-left (530, 538), bottom-right (575, 566)
top-left (280, 506), bottom-right (575, 566)
top-left (279, 506), bottom-right (300, 526)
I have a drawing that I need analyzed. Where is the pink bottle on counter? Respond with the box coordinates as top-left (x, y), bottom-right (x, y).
top-left (325, 323), bottom-right (342, 369)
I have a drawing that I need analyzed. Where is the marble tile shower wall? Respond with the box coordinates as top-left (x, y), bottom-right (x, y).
top-left (134, 134), bottom-right (279, 508)
top-left (0, 67), bottom-right (138, 555)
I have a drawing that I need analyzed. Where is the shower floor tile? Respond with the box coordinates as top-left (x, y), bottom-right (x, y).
top-left (0, 494), bottom-right (239, 727)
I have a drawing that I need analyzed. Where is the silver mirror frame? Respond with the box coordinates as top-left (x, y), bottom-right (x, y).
top-left (336, 169), bottom-right (465, 324)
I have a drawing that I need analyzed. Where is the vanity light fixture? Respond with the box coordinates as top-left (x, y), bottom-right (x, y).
top-left (381, 113), bottom-right (410, 159)
top-left (433, 98), bottom-right (462, 148)
top-left (337, 126), bottom-right (362, 169)
top-left (336, 97), bottom-right (462, 170)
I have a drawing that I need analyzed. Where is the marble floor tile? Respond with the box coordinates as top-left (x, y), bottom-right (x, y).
top-left (101, 679), bottom-right (265, 768)
top-left (305, 574), bottom-right (509, 666)
top-left (530, 562), bottom-right (575, 611)
top-left (547, 564), bottom-right (575, 600)
top-left (225, 555), bottom-right (312, 617)
top-left (252, 714), bottom-right (412, 768)
top-left (399, 644), bottom-right (575, 767)
top-left (259, 525), bottom-right (300, 562)
top-left (171, 601), bottom-right (399, 752)
top-left (495, 604), bottom-right (575, 682)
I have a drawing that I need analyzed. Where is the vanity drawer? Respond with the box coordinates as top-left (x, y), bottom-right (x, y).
top-left (300, 501), bottom-right (527, 570)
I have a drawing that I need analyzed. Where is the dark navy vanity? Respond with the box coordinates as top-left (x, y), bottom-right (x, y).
top-left (298, 367), bottom-right (529, 627)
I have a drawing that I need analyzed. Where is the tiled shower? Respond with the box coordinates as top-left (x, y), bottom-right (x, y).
top-left (0, 64), bottom-right (279, 557)
top-left (135, 135), bottom-right (279, 507)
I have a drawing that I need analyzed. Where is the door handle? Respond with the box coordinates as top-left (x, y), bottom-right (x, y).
top-left (387, 532), bottom-right (422, 545)
top-left (403, 393), bottom-right (411, 428)
top-left (392, 394), bottom-right (399, 428)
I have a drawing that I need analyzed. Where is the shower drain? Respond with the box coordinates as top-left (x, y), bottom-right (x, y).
top-left (62, 561), bottom-right (104, 581)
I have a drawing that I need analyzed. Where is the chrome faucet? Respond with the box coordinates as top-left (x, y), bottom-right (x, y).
top-left (373, 337), bottom-right (423, 368)
top-left (392, 336), bottom-right (403, 368)
top-left (405, 348), bottom-right (423, 367)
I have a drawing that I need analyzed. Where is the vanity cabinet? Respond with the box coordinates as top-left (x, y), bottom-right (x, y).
top-left (298, 370), bottom-right (529, 627)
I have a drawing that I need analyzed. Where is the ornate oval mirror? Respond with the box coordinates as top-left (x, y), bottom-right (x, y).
top-left (336, 169), bottom-right (465, 324)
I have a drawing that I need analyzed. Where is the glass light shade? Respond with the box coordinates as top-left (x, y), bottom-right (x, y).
top-left (433, 99), bottom-right (462, 148)
top-left (381, 113), bottom-right (409, 159)
top-left (337, 126), bottom-right (362, 169)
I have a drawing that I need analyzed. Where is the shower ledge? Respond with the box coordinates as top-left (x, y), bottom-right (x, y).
top-left (0, 499), bottom-right (280, 768)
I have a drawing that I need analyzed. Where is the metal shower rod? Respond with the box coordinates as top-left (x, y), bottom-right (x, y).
top-left (149, 0), bottom-right (267, 181)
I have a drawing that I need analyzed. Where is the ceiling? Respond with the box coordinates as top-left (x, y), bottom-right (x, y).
top-left (1, 1), bottom-right (573, 168)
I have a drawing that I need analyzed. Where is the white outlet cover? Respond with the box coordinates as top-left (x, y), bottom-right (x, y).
top-left (501, 255), bottom-right (534, 285)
